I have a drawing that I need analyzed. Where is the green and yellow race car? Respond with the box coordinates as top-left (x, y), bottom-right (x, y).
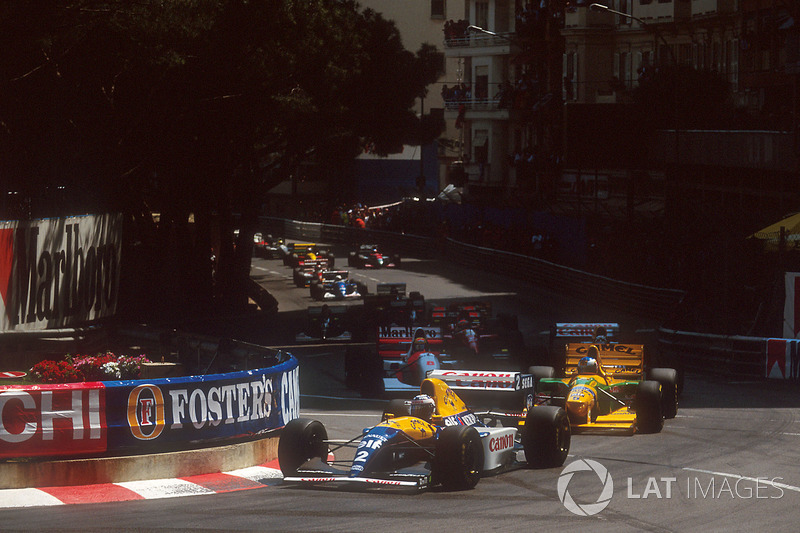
top-left (530, 342), bottom-right (678, 434)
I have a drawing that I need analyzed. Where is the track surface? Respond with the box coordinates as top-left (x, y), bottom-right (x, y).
top-left (2, 248), bottom-right (799, 532)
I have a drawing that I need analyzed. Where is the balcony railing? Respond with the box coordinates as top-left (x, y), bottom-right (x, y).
top-left (444, 32), bottom-right (518, 49)
top-left (444, 97), bottom-right (510, 111)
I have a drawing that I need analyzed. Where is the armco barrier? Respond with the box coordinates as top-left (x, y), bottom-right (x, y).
top-left (657, 327), bottom-right (765, 378)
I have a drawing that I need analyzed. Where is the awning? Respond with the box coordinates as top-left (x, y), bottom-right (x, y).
top-left (749, 212), bottom-right (800, 251)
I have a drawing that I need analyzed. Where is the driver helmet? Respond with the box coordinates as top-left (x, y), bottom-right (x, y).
top-left (335, 275), bottom-right (342, 281)
top-left (578, 356), bottom-right (598, 375)
top-left (412, 336), bottom-right (428, 352)
top-left (409, 394), bottom-right (435, 421)
top-left (593, 326), bottom-right (608, 344)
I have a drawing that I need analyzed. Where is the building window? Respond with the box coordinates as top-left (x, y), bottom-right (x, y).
top-left (431, 0), bottom-right (445, 19)
top-left (476, 2), bottom-right (489, 30)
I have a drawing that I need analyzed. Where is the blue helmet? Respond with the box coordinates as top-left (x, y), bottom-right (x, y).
top-left (578, 356), bottom-right (598, 375)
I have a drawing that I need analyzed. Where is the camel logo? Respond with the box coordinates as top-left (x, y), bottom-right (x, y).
top-left (557, 458), bottom-right (614, 516)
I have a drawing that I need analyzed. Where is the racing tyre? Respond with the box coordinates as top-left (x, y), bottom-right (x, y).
top-left (382, 399), bottom-right (410, 420)
top-left (348, 252), bottom-right (357, 268)
top-left (310, 281), bottom-right (322, 301)
top-left (528, 365), bottom-right (555, 385)
top-left (433, 426), bottom-right (484, 490)
top-left (635, 380), bottom-right (664, 434)
top-left (648, 368), bottom-right (678, 419)
top-left (278, 418), bottom-right (328, 477)
top-left (521, 406), bottom-right (571, 468)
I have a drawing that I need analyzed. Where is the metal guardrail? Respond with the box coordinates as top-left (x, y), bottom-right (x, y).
top-left (657, 327), bottom-right (766, 379)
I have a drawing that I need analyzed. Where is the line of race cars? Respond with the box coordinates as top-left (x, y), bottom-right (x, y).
top-left (278, 322), bottom-right (679, 492)
top-left (256, 239), bottom-right (680, 491)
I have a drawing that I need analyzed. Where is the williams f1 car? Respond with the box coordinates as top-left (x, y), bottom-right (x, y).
top-left (531, 342), bottom-right (678, 434)
top-left (279, 376), bottom-right (570, 491)
top-left (309, 270), bottom-right (366, 301)
top-left (295, 305), bottom-right (352, 343)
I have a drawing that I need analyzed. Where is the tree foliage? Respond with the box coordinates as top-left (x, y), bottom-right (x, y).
top-left (0, 0), bottom-right (444, 320)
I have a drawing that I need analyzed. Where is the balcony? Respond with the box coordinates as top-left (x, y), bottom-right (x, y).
top-left (443, 31), bottom-right (519, 58)
top-left (691, 0), bottom-right (736, 18)
top-left (635, 0), bottom-right (691, 25)
top-left (564, 5), bottom-right (614, 29)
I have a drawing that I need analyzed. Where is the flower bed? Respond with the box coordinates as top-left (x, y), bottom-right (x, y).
top-left (28, 352), bottom-right (152, 383)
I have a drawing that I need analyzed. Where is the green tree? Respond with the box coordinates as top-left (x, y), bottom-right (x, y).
top-left (0, 0), bottom-right (443, 320)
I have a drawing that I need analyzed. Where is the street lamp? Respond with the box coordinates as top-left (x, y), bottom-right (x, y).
top-left (467, 25), bottom-right (510, 41)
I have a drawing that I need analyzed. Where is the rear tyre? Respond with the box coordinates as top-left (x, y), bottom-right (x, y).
top-left (528, 365), bottom-right (556, 386)
top-left (521, 406), bottom-right (571, 468)
top-left (648, 368), bottom-right (678, 419)
top-left (635, 380), bottom-right (664, 434)
top-left (433, 426), bottom-right (484, 490)
top-left (278, 418), bottom-right (328, 477)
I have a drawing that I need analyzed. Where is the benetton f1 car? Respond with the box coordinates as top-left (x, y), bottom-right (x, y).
top-left (531, 342), bottom-right (678, 434)
top-left (279, 376), bottom-right (570, 491)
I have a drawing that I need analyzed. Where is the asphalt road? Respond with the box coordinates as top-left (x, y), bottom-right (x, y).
top-left (1, 248), bottom-right (799, 532)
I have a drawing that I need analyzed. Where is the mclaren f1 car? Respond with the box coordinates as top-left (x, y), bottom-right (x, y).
top-left (530, 342), bottom-right (678, 434)
top-left (278, 376), bottom-right (571, 491)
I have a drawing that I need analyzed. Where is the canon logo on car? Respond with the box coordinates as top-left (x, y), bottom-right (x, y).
top-left (440, 371), bottom-right (514, 378)
top-left (489, 434), bottom-right (514, 452)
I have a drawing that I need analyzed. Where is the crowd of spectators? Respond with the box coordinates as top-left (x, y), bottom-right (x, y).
top-left (443, 19), bottom-right (470, 44)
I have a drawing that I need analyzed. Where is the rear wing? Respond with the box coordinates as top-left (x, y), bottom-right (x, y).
top-left (552, 323), bottom-right (620, 341)
top-left (306, 305), bottom-right (348, 317)
top-left (427, 369), bottom-right (534, 394)
top-left (375, 283), bottom-right (406, 297)
top-left (377, 326), bottom-right (442, 359)
top-left (289, 242), bottom-right (317, 253)
top-left (565, 342), bottom-right (645, 380)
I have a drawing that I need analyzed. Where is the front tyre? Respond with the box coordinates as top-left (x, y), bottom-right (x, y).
top-left (278, 418), bottom-right (328, 477)
top-left (635, 380), bottom-right (664, 434)
top-left (521, 406), bottom-right (571, 468)
top-left (433, 426), bottom-right (484, 490)
top-left (648, 368), bottom-right (678, 419)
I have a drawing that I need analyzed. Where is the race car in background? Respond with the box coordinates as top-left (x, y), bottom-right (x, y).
top-left (292, 259), bottom-right (330, 288)
top-left (252, 233), bottom-right (285, 259)
top-left (530, 342), bottom-right (678, 434)
top-left (430, 301), bottom-right (525, 370)
top-left (345, 326), bottom-right (450, 397)
top-left (296, 305), bottom-right (352, 343)
top-left (348, 244), bottom-right (401, 269)
top-left (283, 242), bottom-right (335, 269)
top-left (310, 270), bottom-right (367, 301)
top-left (279, 375), bottom-right (570, 491)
